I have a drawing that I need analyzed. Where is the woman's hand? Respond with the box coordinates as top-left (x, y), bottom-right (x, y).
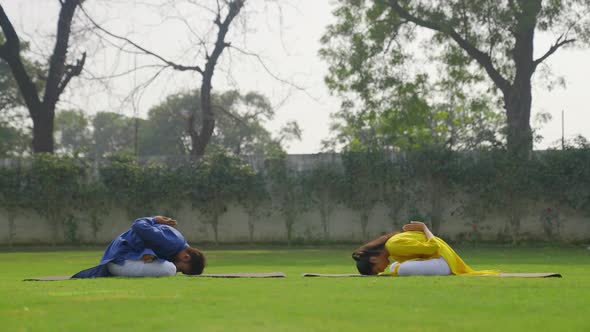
top-left (402, 221), bottom-right (435, 240)
top-left (155, 216), bottom-right (177, 227)
top-left (402, 221), bottom-right (426, 232)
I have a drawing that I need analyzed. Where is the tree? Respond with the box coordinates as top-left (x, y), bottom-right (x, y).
top-left (139, 93), bottom-right (193, 157)
top-left (0, 32), bottom-right (43, 156)
top-left (139, 89), bottom-right (275, 157)
top-left (0, 33), bottom-right (21, 113)
top-left (82, 0), bottom-right (245, 159)
top-left (265, 149), bottom-right (310, 245)
top-left (25, 154), bottom-right (86, 245)
top-left (91, 112), bottom-right (137, 159)
top-left (55, 109), bottom-right (91, 155)
top-left (0, 122), bottom-right (29, 157)
top-left (306, 164), bottom-right (344, 240)
top-left (236, 171), bottom-right (270, 243)
top-left (322, 0), bottom-right (590, 157)
top-left (341, 148), bottom-right (385, 240)
top-left (0, 2), bottom-right (86, 153)
top-left (190, 150), bottom-right (247, 244)
top-left (0, 165), bottom-right (27, 246)
top-left (211, 91), bottom-right (275, 156)
top-left (75, 181), bottom-right (109, 244)
top-left (99, 153), bottom-right (161, 219)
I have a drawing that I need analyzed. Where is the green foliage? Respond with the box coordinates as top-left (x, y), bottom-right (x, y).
top-left (0, 33), bottom-right (45, 113)
top-left (321, 0), bottom-right (590, 154)
top-left (341, 149), bottom-right (387, 239)
top-left (54, 109), bottom-right (92, 156)
top-left (305, 163), bottom-right (345, 239)
top-left (236, 169), bottom-right (270, 243)
top-left (0, 122), bottom-right (30, 157)
top-left (265, 151), bottom-right (311, 244)
top-left (539, 147), bottom-right (590, 214)
top-left (25, 154), bottom-right (86, 244)
top-left (99, 152), bottom-right (164, 218)
top-left (91, 112), bottom-right (137, 158)
top-left (0, 164), bottom-right (27, 245)
top-left (0, 33), bottom-right (44, 157)
top-left (75, 181), bottom-right (110, 243)
top-left (189, 149), bottom-right (254, 243)
top-left (139, 89), bottom-right (277, 157)
top-left (1, 147), bottom-right (589, 244)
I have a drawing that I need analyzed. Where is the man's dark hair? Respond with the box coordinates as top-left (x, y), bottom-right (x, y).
top-left (186, 247), bottom-right (206, 275)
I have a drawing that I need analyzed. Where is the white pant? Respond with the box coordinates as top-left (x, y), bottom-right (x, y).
top-left (390, 257), bottom-right (451, 276)
top-left (107, 260), bottom-right (177, 277)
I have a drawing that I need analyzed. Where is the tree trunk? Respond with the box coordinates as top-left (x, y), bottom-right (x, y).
top-left (188, 0), bottom-right (244, 159)
top-left (285, 217), bottom-right (293, 246)
top-left (509, 212), bottom-right (521, 245)
top-left (31, 105), bottom-right (55, 153)
top-left (503, 2), bottom-right (539, 157)
top-left (211, 215), bottom-right (219, 244)
top-left (360, 210), bottom-right (369, 240)
top-left (505, 90), bottom-right (533, 157)
top-left (429, 178), bottom-right (443, 234)
top-left (430, 199), bottom-right (442, 235)
top-left (8, 214), bottom-right (16, 247)
top-left (50, 216), bottom-right (59, 246)
top-left (320, 205), bottom-right (329, 240)
top-left (247, 213), bottom-right (255, 244)
top-left (90, 214), bottom-right (102, 244)
top-left (0, 1), bottom-right (83, 154)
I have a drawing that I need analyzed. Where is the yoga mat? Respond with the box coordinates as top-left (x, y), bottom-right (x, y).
top-left (302, 272), bottom-right (562, 278)
top-left (24, 272), bottom-right (286, 281)
top-left (190, 272), bottom-right (286, 278)
top-left (24, 276), bottom-right (73, 281)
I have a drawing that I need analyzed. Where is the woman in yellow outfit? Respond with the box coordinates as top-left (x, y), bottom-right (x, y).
top-left (352, 221), bottom-right (498, 276)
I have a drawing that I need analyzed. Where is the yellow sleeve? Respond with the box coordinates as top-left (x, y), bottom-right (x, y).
top-left (385, 234), bottom-right (440, 258)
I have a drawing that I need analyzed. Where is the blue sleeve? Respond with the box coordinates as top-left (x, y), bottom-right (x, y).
top-left (130, 216), bottom-right (187, 259)
top-left (131, 217), bottom-right (164, 244)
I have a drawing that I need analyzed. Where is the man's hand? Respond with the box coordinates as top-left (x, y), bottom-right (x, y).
top-left (141, 254), bottom-right (156, 263)
top-left (155, 216), bottom-right (177, 227)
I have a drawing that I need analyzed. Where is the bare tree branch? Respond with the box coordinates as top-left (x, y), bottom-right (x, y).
top-left (78, 4), bottom-right (204, 73)
top-left (190, 0), bottom-right (245, 158)
top-left (0, 4), bottom-right (42, 112)
top-left (1, 1), bottom-right (85, 152)
top-left (57, 52), bottom-right (86, 96)
top-left (386, 0), bottom-right (511, 94)
top-left (533, 34), bottom-right (576, 68)
top-left (229, 45), bottom-right (306, 92)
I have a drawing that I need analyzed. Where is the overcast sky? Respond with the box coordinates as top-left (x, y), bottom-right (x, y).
top-left (3, 0), bottom-right (589, 153)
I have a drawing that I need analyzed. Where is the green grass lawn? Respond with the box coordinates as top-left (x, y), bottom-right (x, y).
top-left (1, 246), bottom-right (589, 332)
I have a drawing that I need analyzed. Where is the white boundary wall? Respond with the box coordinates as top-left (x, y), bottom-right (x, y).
top-left (1, 201), bottom-right (588, 245)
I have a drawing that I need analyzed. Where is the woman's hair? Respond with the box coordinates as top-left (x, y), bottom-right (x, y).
top-left (186, 247), bottom-right (206, 275)
top-left (352, 232), bottom-right (397, 275)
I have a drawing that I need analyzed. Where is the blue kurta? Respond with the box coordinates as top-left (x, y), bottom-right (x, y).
top-left (72, 217), bottom-right (189, 278)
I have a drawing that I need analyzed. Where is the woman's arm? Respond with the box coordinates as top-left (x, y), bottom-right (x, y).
top-left (402, 221), bottom-right (435, 240)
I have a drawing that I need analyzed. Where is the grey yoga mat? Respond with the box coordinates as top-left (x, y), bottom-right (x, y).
top-left (301, 272), bottom-right (562, 278)
top-left (24, 272), bottom-right (287, 281)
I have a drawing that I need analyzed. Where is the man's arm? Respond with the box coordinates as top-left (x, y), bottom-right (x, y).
top-left (154, 216), bottom-right (177, 227)
top-left (131, 216), bottom-right (178, 246)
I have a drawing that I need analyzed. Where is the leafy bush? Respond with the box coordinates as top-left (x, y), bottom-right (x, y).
top-left (0, 148), bottom-right (588, 244)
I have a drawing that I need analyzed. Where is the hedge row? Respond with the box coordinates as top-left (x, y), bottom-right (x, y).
top-left (0, 148), bottom-right (589, 245)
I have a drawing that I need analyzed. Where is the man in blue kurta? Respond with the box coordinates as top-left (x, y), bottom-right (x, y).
top-left (72, 216), bottom-right (206, 278)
